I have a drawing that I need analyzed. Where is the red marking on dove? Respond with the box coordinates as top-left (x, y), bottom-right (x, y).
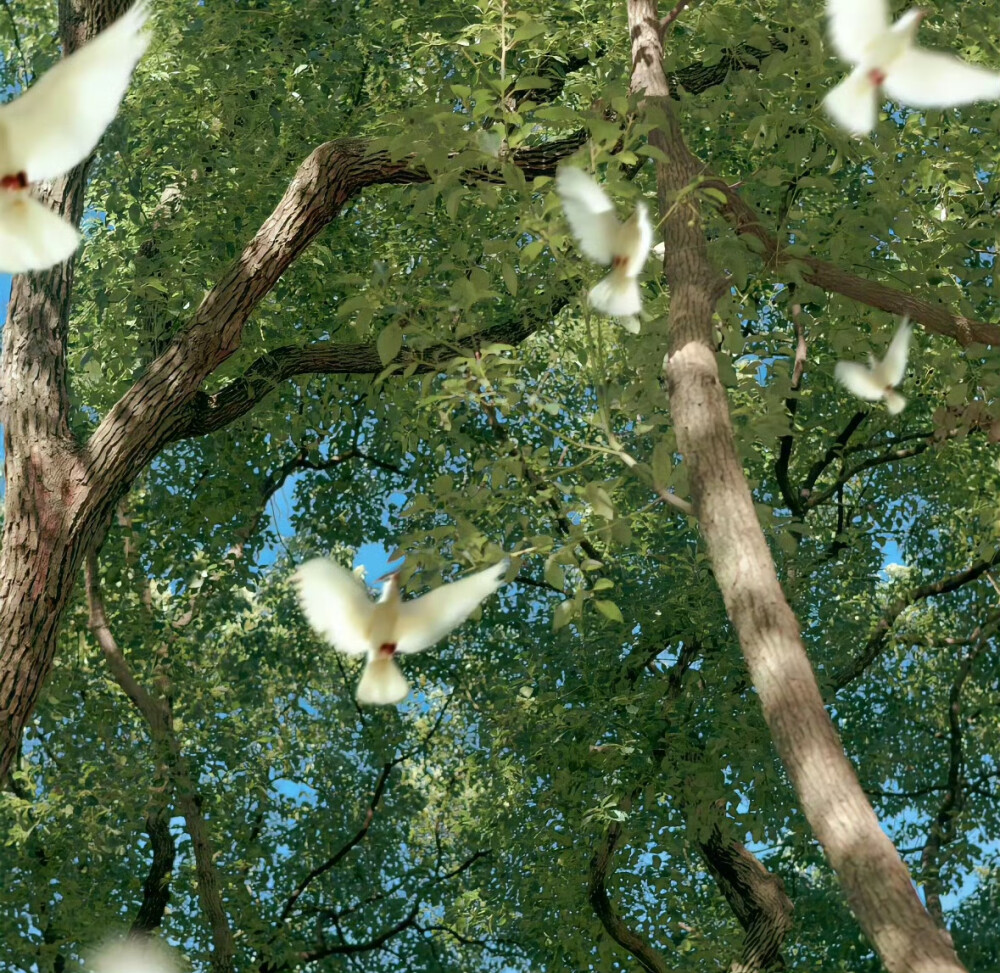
top-left (0, 172), bottom-right (28, 190)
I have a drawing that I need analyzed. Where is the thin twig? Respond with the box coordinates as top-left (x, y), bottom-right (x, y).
top-left (659, 0), bottom-right (697, 34)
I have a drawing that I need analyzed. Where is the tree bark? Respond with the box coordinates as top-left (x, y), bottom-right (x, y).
top-left (627, 1), bottom-right (967, 970)
top-left (131, 807), bottom-right (175, 934)
top-left (698, 826), bottom-right (793, 971)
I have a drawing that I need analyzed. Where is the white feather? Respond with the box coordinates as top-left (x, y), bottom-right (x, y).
top-left (556, 167), bottom-right (620, 265)
top-left (621, 203), bottom-right (653, 278)
top-left (826, 0), bottom-right (889, 64)
top-left (0, 194), bottom-right (80, 273)
top-left (89, 938), bottom-right (179, 973)
top-left (878, 317), bottom-right (912, 387)
top-left (884, 48), bottom-right (1000, 108)
top-left (824, 67), bottom-right (880, 135)
top-left (0, 0), bottom-right (150, 182)
top-left (589, 273), bottom-right (642, 318)
top-left (556, 168), bottom-right (652, 318)
top-left (355, 657), bottom-right (411, 705)
top-left (834, 361), bottom-right (887, 401)
top-left (394, 559), bottom-right (509, 655)
top-left (292, 558), bottom-right (374, 657)
top-left (834, 319), bottom-right (912, 412)
top-left (294, 556), bottom-right (509, 705)
top-left (883, 389), bottom-right (907, 415)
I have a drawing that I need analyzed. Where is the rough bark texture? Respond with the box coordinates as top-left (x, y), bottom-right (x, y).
top-left (627, 1), bottom-right (967, 970)
top-left (0, 29), bottom-right (996, 973)
top-left (698, 826), bottom-right (793, 971)
top-left (131, 807), bottom-right (175, 934)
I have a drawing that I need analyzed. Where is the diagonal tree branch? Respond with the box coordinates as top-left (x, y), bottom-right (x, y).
top-left (172, 292), bottom-right (561, 442)
top-left (714, 180), bottom-right (1000, 347)
top-left (774, 302), bottom-right (808, 516)
top-left (801, 411), bottom-right (869, 497)
top-left (698, 825), bottom-right (794, 972)
top-left (669, 35), bottom-right (789, 97)
top-left (804, 441), bottom-right (934, 510)
top-left (590, 632), bottom-right (793, 970)
top-left (131, 806), bottom-right (176, 934)
top-left (80, 134), bottom-right (583, 502)
top-left (279, 761), bottom-right (396, 923)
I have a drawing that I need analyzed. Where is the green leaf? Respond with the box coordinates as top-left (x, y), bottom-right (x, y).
top-left (585, 482), bottom-right (615, 520)
top-left (544, 557), bottom-right (564, 592)
top-left (593, 600), bottom-right (624, 623)
top-left (376, 322), bottom-right (404, 364)
top-left (553, 599), bottom-right (575, 632)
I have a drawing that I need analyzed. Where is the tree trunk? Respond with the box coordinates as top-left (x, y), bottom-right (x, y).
top-left (627, 1), bottom-right (967, 970)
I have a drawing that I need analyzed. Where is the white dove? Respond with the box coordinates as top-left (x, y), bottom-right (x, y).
top-left (555, 166), bottom-right (653, 322)
top-left (88, 937), bottom-right (179, 973)
top-left (824, 1), bottom-right (1000, 135)
top-left (293, 557), bottom-right (510, 705)
top-left (834, 317), bottom-right (912, 414)
top-left (0, 0), bottom-right (150, 274)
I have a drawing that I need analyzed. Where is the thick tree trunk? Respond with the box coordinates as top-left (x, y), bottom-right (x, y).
top-left (627, 2), bottom-right (967, 970)
top-left (0, 161), bottom-right (103, 782)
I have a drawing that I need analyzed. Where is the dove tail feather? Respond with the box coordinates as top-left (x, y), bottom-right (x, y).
top-left (589, 271), bottom-right (642, 318)
top-left (0, 196), bottom-right (80, 273)
top-left (884, 389), bottom-right (907, 415)
top-left (824, 67), bottom-right (879, 135)
top-left (356, 657), bottom-right (410, 705)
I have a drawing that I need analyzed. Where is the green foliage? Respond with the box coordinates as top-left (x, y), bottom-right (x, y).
top-left (3, 0), bottom-right (1000, 970)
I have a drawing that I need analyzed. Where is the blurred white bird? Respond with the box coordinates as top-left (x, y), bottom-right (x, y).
top-left (89, 937), bottom-right (179, 973)
top-left (825, 1), bottom-right (1000, 135)
top-left (834, 317), bottom-right (912, 414)
top-left (555, 166), bottom-right (653, 321)
top-left (293, 557), bottom-right (510, 705)
top-left (0, 0), bottom-right (150, 273)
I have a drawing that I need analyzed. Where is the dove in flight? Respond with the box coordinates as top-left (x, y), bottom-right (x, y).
top-left (824, 1), bottom-right (1000, 135)
top-left (834, 317), bottom-right (912, 414)
top-left (555, 166), bottom-right (653, 321)
top-left (0, 0), bottom-right (150, 274)
top-left (89, 937), bottom-right (179, 973)
top-left (293, 557), bottom-right (510, 705)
